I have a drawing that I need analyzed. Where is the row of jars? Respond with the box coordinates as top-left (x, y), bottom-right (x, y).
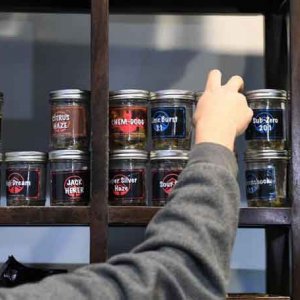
top-left (109, 148), bottom-right (290, 208)
top-left (109, 150), bottom-right (188, 206)
top-left (109, 89), bottom-right (197, 151)
top-left (110, 88), bottom-right (288, 152)
top-left (0, 150), bottom-right (89, 206)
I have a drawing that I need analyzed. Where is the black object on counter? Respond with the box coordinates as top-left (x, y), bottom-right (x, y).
top-left (0, 256), bottom-right (67, 287)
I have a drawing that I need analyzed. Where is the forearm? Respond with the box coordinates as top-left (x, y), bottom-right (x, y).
top-left (0, 143), bottom-right (240, 300)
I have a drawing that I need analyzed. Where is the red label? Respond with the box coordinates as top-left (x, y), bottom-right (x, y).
top-left (161, 173), bottom-right (179, 195)
top-left (51, 106), bottom-right (87, 138)
top-left (7, 173), bottom-right (26, 194)
top-left (110, 106), bottom-right (147, 136)
top-left (63, 175), bottom-right (85, 198)
top-left (6, 169), bottom-right (41, 200)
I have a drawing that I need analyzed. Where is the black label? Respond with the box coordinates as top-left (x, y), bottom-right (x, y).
top-left (109, 169), bottom-right (145, 201)
top-left (246, 168), bottom-right (277, 200)
top-left (6, 169), bottom-right (40, 199)
top-left (245, 109), bottom-right (284, 140)
top-left (152, 170), bottom-right (181, 201)
top-left (51, 171), bottom-right (90, 202)
top-left (151, 107), bottom-right (186, 138)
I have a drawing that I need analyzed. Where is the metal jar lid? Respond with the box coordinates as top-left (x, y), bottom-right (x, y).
top-left (194, 91), bottom-right (203, 102)
top-left (150, 89), bottom-right (195, 101)
top-left (109, 89), bottom-right (149, 101)
top-left (245, 89), bottom-right (287, 101)
top-left (49, 150), bottom-right (89, 161)
top-left (5, 151), bottom-right (47, 162)
top-left (110, 150), bottom-right (148, 160)
top-left (150, 150), bottom-right (189, 160)
top-left (50, 89), bottom-right (90, 101)
top-left (245, 150), bottom-right (290, 162)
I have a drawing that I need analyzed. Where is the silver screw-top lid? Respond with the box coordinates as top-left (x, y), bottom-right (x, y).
top-left (150, 89), bottom-right (195, 101)
top-left (50, 89), bottom-right (90, 101)
top-left (150, 150), bottom-right (189, 160)
top-left (245, 149), bottom-right (290, 161)
top-left (194, 91), bottom-right (203, 102)
top-left (245, 89), bottom-right (287, 101)
top-left (5, 151), bottom-right (47, 162)
top-left (110, 150), bottom-right (148, 160)
top-left (49, 150), bottom-right (89, 160)
top-left (109, 89), bottom-right (149, 101)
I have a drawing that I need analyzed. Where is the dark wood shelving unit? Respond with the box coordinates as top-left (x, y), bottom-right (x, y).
top-left (109, 207), bottom-right (292, 227)
top-left (0, 0), bottom-right (297, 299)
top-left (0, 207), bottom-right (90, 225)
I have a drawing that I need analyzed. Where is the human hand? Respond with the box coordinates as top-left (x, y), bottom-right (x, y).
top-left (193, 69), bottom-right (253, 151)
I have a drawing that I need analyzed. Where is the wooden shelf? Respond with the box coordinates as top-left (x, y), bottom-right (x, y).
top-left (0, 0), bottom-right (287, 14)
top-left (227, 295), bottom-right (289, 300)
top-left (108, 206), bottom-right (291, 227)
top-left (0, 207), bottom-right (90, 225)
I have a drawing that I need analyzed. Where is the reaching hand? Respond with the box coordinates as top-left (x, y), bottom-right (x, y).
top-left (193, 69), bottom-right (253, 151)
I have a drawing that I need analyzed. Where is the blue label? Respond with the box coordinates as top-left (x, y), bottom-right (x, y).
top-left (246, 167), bottom-right (277, 200)
top-left (246, 109), bottom-right (284, 140)
top-left (151, 107), bottom-right (186, 138)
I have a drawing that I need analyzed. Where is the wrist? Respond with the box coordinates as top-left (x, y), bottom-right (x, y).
top-left (194, 121), bottom-right (236, 151)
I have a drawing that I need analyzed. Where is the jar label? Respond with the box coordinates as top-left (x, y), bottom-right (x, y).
top-left (51, 170), bottom-right (90, 202)
top-left (109, 169), bottom-right (145, 201)
top-left (152, 170), bottom-right (181, 201)
top-left (245, 109), bottom-right (284, 140)
top-left (151, 107), bottom-right (186, 138)
top-left (109, 106), bottom-right (147, 138)
top-left (246, 167), bottom-right (277, 200)
top-left (51, 106), bottom-right (87, 138)
top-left (6, 169), bottom-right (41, 199)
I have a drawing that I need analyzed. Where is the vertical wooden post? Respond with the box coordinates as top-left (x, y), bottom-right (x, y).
top-left (90, 0), bottom-right (109, 263)
top-left (264, 13), bottom-right (290, 295)
top-left (290, 0), bottom-right (300, 298)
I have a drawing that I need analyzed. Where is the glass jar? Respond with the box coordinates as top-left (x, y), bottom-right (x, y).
top-left (109, 90), bottom-right (149, 151)
top-left (151, 150), bottom-right (188, 206)
top-left (49, 89), bottom-right (90, 150)
top-left (5, 151), bottom-right (47, 206)
top-left (245, 150), bottom-right (289, 207)
top-left (150, 90), bottom-right (194, 150)
top-left (109, 150), bottom-right (147, 206)
top-left (245, 89), bottom-right (287, 150)
top-left (49, 150), bottom-right (90, 206)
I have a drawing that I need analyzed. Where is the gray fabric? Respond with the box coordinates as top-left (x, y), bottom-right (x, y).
top-left (0, 142), bottom-right (240, 300)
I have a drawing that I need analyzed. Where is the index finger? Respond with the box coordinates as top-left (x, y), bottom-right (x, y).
top-left (205, 69), bottom-right (222, 91)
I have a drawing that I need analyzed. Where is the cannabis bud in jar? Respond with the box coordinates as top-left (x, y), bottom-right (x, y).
top-left (49, 150), bottom-right (90, 206)
top-left (109, 150), bottom-right (147, 206)
top-left (245, 150), bottom-right (289, 207)
top-left (5, 152), bottom-right (47, 206)
top-left (109, 90), bottom-right (149, 151)
top-left (151, 150), bottom-right (188, 206)
top-left (150, 90), bottom-right (194, 150)
top-left (49, 89), bottom-right (90, 150)
top-left (245, 89), bottom-right (287, 150)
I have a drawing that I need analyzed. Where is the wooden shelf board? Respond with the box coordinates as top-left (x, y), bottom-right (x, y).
top-left (0, 0), bottom-right (287, 14)
top-left (109, 206), bottom-right (291, 227)
top-left (227, 295), bottom-right (289, 300)
top-left (0, 207), bottom-right (90, 225)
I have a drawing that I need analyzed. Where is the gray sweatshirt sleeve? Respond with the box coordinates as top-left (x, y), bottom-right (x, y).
top-left (0, 143), bottom-right (240, 300)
